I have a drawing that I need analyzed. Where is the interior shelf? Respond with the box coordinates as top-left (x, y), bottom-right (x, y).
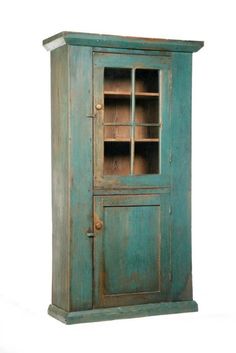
top-left (104, 138), bottom-right (131, 142)
top-left (136, 92), bottom-right (159, 97)
top-left (104, 138), bottom-right (159, 142)
top-left (135, 138), bottom-right (159, 142)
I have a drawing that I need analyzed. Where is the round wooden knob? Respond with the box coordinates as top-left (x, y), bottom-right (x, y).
top-left (95, 221), bottom-right (103, 230)
top-left (96, 104), bottom-right (102, 110)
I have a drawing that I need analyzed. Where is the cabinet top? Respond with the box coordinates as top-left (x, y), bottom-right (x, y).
top-left (43, 31), bottom-right (204, 53)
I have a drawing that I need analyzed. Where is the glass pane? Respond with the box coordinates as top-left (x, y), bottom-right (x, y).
top-left (104, 98), bottom-right (131, 124)
top-left (135, 97), bottom-right (159, 124)
top-left (104, 68), bottom-right (131, 93)
top-left (135, 126), bottom-right (159, 140)
top-left (104, 126), bottom-right (130, 141)
top-left (135, 69), bottom-right (159, 93)
top-left (134, 142), bottom-right (159, 175)
top-left (104, 142), bottom-right (130, 175)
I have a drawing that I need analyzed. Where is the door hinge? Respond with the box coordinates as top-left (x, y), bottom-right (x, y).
top-left (86, 232), bottom-right (95, 238)
top-left (169, 205), bottom-right (172, 215)
top-left (86, 114), bottom-right (96, 119)
top-left (169, 271), bottom-right (172, 281)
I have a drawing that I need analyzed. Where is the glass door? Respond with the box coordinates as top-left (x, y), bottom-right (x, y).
top-left (94, 53), bottom-right (171, 188)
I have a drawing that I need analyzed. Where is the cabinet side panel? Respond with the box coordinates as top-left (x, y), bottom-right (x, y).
top-left (51, 46), bottom-right (70, 311)
top-left (170, 53), bottom-right (193, 300)
top-left (69, 46), bottom-right (93, 311)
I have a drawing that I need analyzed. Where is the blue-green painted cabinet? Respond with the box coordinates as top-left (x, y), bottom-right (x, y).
top-left (43, 32), bottom-right (203, 324)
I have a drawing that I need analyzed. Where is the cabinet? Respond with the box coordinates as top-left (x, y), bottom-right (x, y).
top-left (43, 32), bottom-right (203, 324)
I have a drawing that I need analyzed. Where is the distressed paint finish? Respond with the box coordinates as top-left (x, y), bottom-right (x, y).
top-left (104, 205), bottom-right (160, 294)
top-left (169, 52), bottom-right (193, 300)
top-left (93, 187), bottom-right (171, 196)
top-left (43, 31), bottom-right (203, 53)
top-left (51, 45), bottom-right (70, 311)
top-left (44, 31), bottom-right (203, 324)
top-left (50, 45), bottom-right (93, 312)
top-left (93, 47), bottom-right (172, 56)
top-left (48, 300), bottom-right (198, 324)
top-left (69, 46), bottom-right (93, 311)
top-left (94, 194), bottom-right (170, 308)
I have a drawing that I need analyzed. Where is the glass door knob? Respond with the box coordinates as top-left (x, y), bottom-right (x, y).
top-left (96, 104), bottom-right (102, 110)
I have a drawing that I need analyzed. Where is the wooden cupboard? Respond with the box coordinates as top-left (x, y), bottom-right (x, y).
top-left (43, 31), bottom-right (204, 324)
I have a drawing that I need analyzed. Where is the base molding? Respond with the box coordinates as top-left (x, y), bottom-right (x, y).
top-left (48, 300), bottom-right (198, 324)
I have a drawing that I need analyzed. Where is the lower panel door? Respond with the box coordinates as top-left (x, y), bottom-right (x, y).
top-left (93, 194), bottom-right (170, 308)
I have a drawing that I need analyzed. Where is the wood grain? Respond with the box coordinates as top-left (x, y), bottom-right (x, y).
top-left (69, 46), bottom-right (93, 311)
top-left (169, 52), bottom-right (193, 301)
top-left (51, 45), bottom-right (70, 311)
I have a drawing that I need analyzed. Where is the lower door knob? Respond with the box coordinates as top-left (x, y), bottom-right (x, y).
top-left (95, 221), bottom-right (103, 230)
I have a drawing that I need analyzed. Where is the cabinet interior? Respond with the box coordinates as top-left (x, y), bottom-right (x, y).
top-left (103, 68), bottom-right (160, 176)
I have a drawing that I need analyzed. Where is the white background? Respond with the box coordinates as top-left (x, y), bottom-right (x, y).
top-left (0, 1), bottom-right (235, 352)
